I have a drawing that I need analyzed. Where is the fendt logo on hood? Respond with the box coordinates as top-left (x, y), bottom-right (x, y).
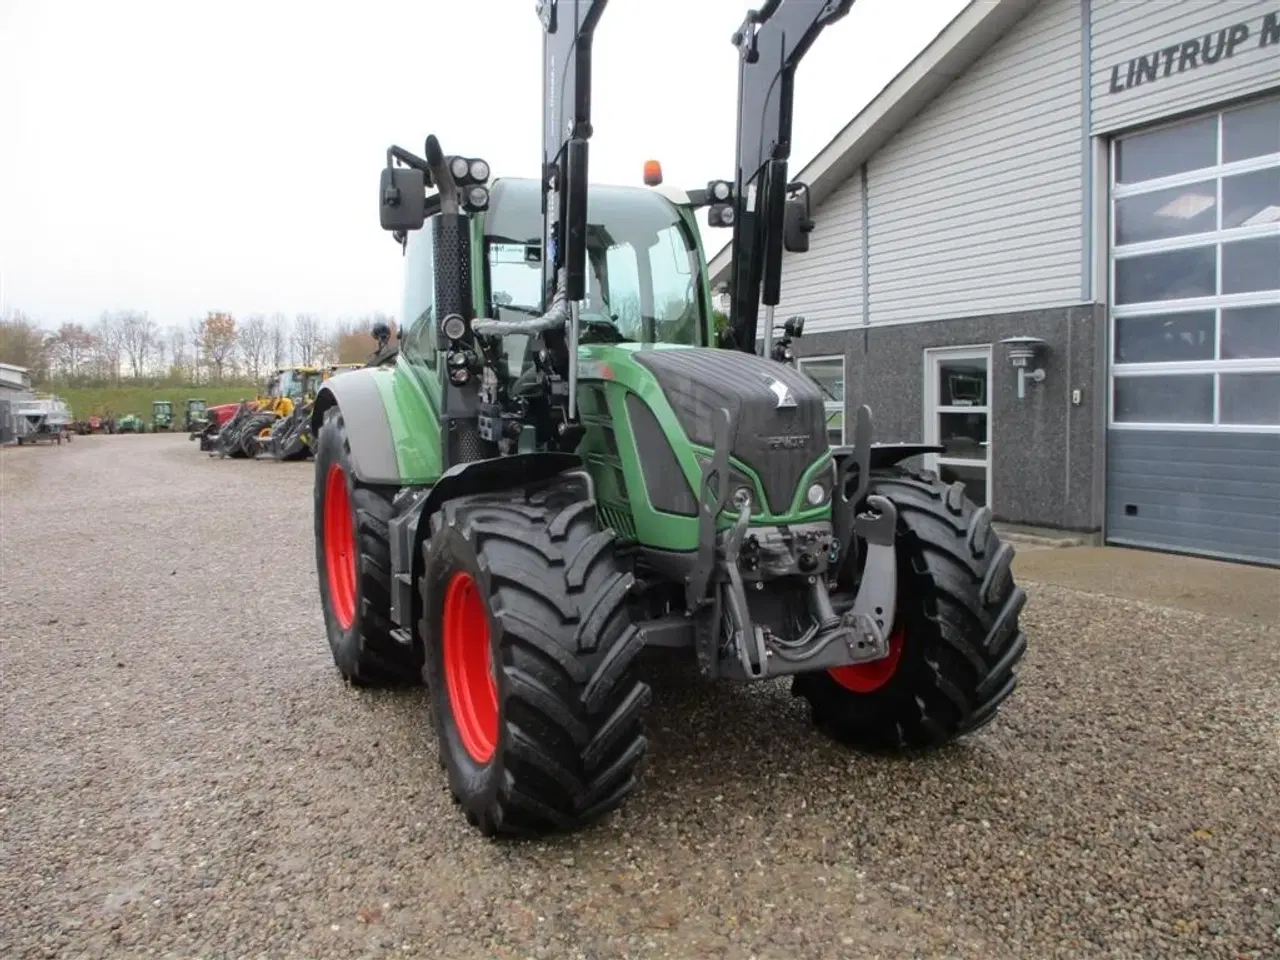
top-left (767, 377), bottom-right (797, 409)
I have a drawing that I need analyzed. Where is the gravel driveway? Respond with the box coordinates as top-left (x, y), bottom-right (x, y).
top-left (2, 434), bottom-right (1277, 960)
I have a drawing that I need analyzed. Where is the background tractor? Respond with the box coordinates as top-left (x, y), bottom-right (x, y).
top-left (309, 0), bottom-right (1028, 839)
top-left (152, 400), bottom-right (174, 432)
top-left (116, 413), bottom-right (147, 434)
top-left (184, 398), bottom-right (208, 434)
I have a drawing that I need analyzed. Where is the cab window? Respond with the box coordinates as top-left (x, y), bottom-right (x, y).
top-left (401, 223), bottom-right (438, 367)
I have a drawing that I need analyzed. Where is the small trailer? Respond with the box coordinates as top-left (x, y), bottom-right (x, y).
top-left (14, 394), bottom-right (73, 445)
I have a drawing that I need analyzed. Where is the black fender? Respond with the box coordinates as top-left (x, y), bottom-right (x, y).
top-left (386, 451), bottom-right (585, 635)
top-left (419, 451), bottom-right (584, 526)
top-left (831, 443), bottom-right (945, 472)
top-left (311, 368), bottom-right (402, 486)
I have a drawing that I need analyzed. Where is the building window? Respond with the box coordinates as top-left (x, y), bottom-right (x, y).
top-left (1109, 94), bottom-right (1280, 431)
top-left (923, 346), bottom-right (992, 508)
top-left (797, 355), bottom-right (845, 445)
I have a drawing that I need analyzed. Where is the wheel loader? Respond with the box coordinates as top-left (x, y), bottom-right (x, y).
top-left (209, 366), bottom-right (321, 458)
top-left (258, 364), bottom-right (363, 461)
top-left (310, 0), bottom-right (1028, 838)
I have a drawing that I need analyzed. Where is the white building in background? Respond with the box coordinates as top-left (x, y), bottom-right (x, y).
top-left (710, 0), bottom-right (1279, 566)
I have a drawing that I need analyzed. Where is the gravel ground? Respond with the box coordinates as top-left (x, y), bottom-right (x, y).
top-left (1, 433), bottom-right (1277, 960)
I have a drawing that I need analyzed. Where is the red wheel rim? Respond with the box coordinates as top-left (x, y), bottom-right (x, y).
top-left (828, 625), bottom-right (906, 694)
top-left (442, 572), bottom-right (499, 764)
top-left (323, 464), bottom-right (358, 630)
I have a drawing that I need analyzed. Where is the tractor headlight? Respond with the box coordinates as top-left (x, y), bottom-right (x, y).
top-left (449, 156), bottom-right (470, 180)
top-left (730, 485), bottom-right (753, 511)
top-left (441, 314), bottom-right (468, 340)
top-left (469, 158), bottom-right (490, 182)
top-left (806, 482), bottom-right (828, 506)
top-left (707, 179), bottom-right (732, 202)
top-left (465, 185), bottom-right (490, 211)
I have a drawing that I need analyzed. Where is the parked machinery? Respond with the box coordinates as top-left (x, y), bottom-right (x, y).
top-left (308, 0), bottom-right (1028, 838)
top-left (203, 366), bottom-right (319, 457)
top-left (116, 413), bottom-right (147, 434)
top-left (256, 364), bottom-right (361, 461)
top-left (151, 400), bottom-right (174, 432)
top-left (184, 398), bottom-right (208, 434)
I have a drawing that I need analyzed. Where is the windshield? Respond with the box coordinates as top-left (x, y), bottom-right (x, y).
top-left (486, 182), bottom-right (704, 348)
top-left (274, 371), bottom-right (308, 399)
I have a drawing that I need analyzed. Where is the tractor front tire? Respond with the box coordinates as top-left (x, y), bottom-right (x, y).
top-left (313, 406), bottom-right (422, 688)
top-left (239, 413), bottom-right (276, 458)
top-left (420, 480), bottom-right (651, 838)
top-left (793, 467), bottom-right (1028, 752)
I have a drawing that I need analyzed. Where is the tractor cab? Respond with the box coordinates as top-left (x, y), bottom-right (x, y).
top-left (398, 175), bottom-right (711, 385)
top-left (150, 401), bottom-right (173, 432)
top-left (184, 398), bottom-right (207, 432)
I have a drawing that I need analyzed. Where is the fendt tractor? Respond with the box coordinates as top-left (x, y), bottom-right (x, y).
top-left (310, 0), bottom-right (1028, 838)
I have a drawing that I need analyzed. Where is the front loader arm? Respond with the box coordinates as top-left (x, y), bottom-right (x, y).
top-left (536, 0), bottom-right (608, 421)
top-left (726, 0), bottom-right (854, 354)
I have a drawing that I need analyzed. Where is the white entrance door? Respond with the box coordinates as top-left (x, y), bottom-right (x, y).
top-left (923, 346), bottom-right (993, 508)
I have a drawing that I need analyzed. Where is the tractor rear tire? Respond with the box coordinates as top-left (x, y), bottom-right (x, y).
top-left (313, 405), bottom-right (422, 688)
top-left (419, 478), bottom-right (651, 838)
top-left (793, 467), bottom-right (1028, 752)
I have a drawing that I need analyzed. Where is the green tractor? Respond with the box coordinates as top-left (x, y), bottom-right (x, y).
top-left (309, 0), bottom-right (1027, 839)
top-left (117, 413), bottom-right (147, 434)
top-left (184, 398), bottom-right (208, 434)
top-left (151, 400), bottom-right (174, 432)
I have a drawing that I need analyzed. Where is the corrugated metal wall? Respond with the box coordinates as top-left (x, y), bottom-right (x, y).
top-left (767, 169), bottom-right (866, 333)
top-left (788, 0), bottom-right (1087, 333)
top-left (865, 0), bottom-right (1085, 326)
top-left (1091, 0), bottom-right (1280, 134)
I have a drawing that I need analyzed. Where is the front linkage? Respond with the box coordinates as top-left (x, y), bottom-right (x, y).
top-left (677, 403), bottom-right (896, 681)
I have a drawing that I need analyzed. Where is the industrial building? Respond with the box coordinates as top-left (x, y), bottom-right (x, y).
top-left (709, 0), bottom-right (1280, 566)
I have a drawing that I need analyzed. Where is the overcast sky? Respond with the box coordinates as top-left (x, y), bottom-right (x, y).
top-left (0, 0), bottom-right (967, 330)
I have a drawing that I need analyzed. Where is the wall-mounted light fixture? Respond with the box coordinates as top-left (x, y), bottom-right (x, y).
top-left (1000, 336), bottom-right (1048, 400)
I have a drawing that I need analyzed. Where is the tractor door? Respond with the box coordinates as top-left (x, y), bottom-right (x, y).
top-left (396, 219), bottom-right (445, 422)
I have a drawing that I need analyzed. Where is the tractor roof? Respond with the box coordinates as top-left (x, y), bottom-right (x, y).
top-left (484, 176), bottom-right (690, 248)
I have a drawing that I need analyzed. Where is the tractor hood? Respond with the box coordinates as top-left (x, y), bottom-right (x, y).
top-left (630, 347), bottom-right (827, 516)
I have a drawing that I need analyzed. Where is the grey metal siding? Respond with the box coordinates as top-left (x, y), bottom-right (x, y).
top-left (864, 0), bottom-right (1085, 326)
top-left (1091, 0), bottom-right (1280, 134)
top-left (769, 170), bottom-right (865, 334)
top-left (1106, 430), bottom-right (1280, 565)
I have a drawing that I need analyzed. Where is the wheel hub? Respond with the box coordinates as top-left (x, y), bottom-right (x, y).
top-left (323, 464), bottom-right (358, 630)
top-left (442, 572), bottom-right (499, 764)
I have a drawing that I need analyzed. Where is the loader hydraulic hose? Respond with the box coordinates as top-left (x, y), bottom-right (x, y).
top-left (471, 267), bottom-right (572, 337)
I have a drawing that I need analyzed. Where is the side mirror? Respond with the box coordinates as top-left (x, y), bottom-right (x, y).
top-left (783, 194), bottom-right (814, 253)
top-left (380, 167), bottom-right (426, 232)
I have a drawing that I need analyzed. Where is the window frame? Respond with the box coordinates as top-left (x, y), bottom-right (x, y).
top-left (797, 353), bottom-right (847, 446)
top-left (400, 218), bottom-right (439, 369)
top-left (1108, 95), bottom-right (1280, 433)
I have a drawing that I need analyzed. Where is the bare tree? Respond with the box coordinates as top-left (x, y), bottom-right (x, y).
top-left (93, 312), bottom-right (124, 382)
top-left (168, 326), bottom-right (188, 378)
top-left (50, 322), bottom-right (95, 378)
top-left (238, 314), bottom-right (270, 380)
top-left (118, 310), bottom-right (158, 378)
top-left (187, 317), bottom-right (206, 383)
top-left (269, 312), bottom-right (290, 366)
top-left (291, 313), bottom-right (325, 366)
top-left (0, 311), bottom-right (52, 379)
